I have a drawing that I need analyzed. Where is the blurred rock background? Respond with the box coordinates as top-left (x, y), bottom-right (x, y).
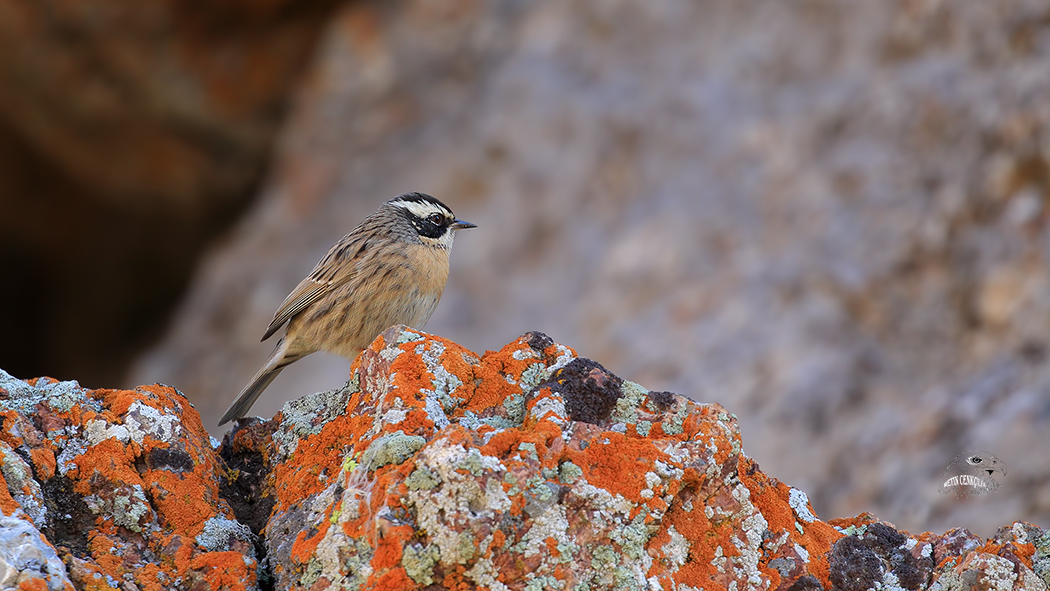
top-left (2, 0), bottom-right (1048, 538)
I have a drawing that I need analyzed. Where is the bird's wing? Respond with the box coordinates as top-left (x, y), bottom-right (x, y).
top-left (261, 239), bottom-right (363, 341)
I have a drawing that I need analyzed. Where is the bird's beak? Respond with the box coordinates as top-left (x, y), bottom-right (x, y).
top-left (451, 219), bottom-right (477, 230)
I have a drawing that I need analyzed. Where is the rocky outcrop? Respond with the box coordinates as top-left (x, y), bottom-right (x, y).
top-left (3, 327), bottom-right (1048, 590)
top-left (0, 372), bottom-right (256, 590)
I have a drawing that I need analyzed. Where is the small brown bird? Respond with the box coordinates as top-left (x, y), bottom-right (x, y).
top-left (218, 192), bottom-right (476, 426)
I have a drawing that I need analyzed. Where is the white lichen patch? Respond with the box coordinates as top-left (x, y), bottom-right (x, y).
top-left (794, 543), bottom-right (809, 562)
top-left (512, 348), bottom-right (539, 361)
top-left (360, 396), bottom-right (410, 443)
top-left (0, 443), bottom-right (45, 526)
top-left (661, 526), bottom-right (690, 569)
top-left (123, 401), bottom-right (181, 445)
top-left (424, 395), bottom-right (451, 430)
top-left (930, 554), bottom-right (1003, 591)
top-left (569, 482), bottom-right (636, 517)
top-left (549, 345), bottom-right (575, 372)
top-left (379, 343), bottom-right (404, 363)
top-left (405, 437), bottom-right (510, 573)
top-left (416, 341), bottom-right (467, 421)
top-left (0, 369), bottom-right (92, 415)
top-left (195, 516), bottom-right (255, 554)
top-left (84, 484), bottom-right (153, 534)
top-left (514, 503), bottom-right (573, 558)
top-left (295, 481), bottom-right (375, 590)
top-left (529, 396), bottom-right (567, 426)
top-left (729, 483), bottom-right (771, 590)
top-left (84, 420), bottom-right (131, 446)
top-left (396, 330), bottom-right (423, 344)
top-left (788, 488), bottom-right (816, 523)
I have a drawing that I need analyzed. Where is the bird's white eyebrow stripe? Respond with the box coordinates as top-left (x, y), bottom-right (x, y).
top-left (390, 199), bottom-right (451, 219)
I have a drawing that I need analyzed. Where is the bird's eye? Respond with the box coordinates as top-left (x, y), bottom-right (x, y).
top-left (427, 213), bottom-right (444, 225)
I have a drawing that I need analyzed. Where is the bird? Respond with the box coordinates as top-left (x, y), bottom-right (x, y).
top-left (218, 192), bottom-right (476, 426)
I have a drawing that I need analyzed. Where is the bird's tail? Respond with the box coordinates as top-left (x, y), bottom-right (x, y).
top-left (218, 339), bottom-right (303, 426)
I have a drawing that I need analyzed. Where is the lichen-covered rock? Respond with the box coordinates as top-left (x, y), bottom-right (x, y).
top-left (829, 514), bottom-right (1050, 591)
top-left (5, 329), bottom-right (1050, 590)
top-left (0, 370), bottom-right (257, 591)
top-left (242, 326), bottom-right (842, 590)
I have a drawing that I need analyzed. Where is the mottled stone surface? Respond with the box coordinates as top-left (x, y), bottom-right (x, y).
top-left (0, 370), bottom-right (257, 591)
top-left (5, 328), bottom-right (1050, 589)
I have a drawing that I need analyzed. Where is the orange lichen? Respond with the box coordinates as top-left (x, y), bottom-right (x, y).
top-left (189, 552), bottom-right (258, 587)
top-left (28, 448), bottom-right (56, 480)
top-left (290, 518), bottom-right (331, 564)
top-left (371, 568), bottom-right (414, 591)
top-left (16, 578), bottom-right (48, 591)
top-left (572, 432), bottom-right (665, 502)
top-left (0, 373), bottom-right (256, 591)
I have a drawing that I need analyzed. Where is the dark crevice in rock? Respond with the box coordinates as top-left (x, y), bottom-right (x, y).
top-left (218, 418), bottom-right (277, 589)
top-left (40, 474), bottom-right (95, 559)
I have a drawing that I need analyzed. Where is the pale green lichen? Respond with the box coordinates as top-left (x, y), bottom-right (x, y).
top-left (612, 381), bottom-right (648, 425)
top-left (636, 420), bottom-right (652, 437)
top-left (517, 442), bottom-right (539, 462)
top-left (660, 402), bottom-right (691, 436)
top-left (558, 461), bottom-right (583, 485)
top-left (1034, 530), bottom-right (1050, 585)
top-left (458, 448), bottom-right (487, 477)
top-left (85, 485), bottom-right (151, 533)
top-left (590, 544), bottom-right (644, 590)
top-left (405, 466), bottom-right (441, 491)
top-left (520, 363), bottom-right (552, 392)
top-left (397, 330), bottom-right (423, 344)
top-left (455, 532), bottom-right (477, 563)
top-left (403, 543), bottom-right (440, 585)
top-left (504, 393), bottom-right (526, 424)
top-left (360, 431), bottom-right (426, 469)
top-left (504, 472), bottom-right (521, 496)
top-left (480, 393), bottom-right (526, 429)
top-left (610, 513), bottom-right (654, 562)
top-left (299, 557), bottom-right (323, 589)
top-left (274, 375), bottom-right (361, 458)
top-left (457, 410), bottom-right (482, 430)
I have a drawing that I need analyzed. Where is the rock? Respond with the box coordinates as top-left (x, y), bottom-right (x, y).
top-left (0, 369), bottom-right (257, 591)
top-left (5, 328), bottom-right (1050, 589)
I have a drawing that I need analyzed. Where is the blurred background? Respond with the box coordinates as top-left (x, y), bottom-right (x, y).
top-left (2, 0), bottom-right (1048, 538)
